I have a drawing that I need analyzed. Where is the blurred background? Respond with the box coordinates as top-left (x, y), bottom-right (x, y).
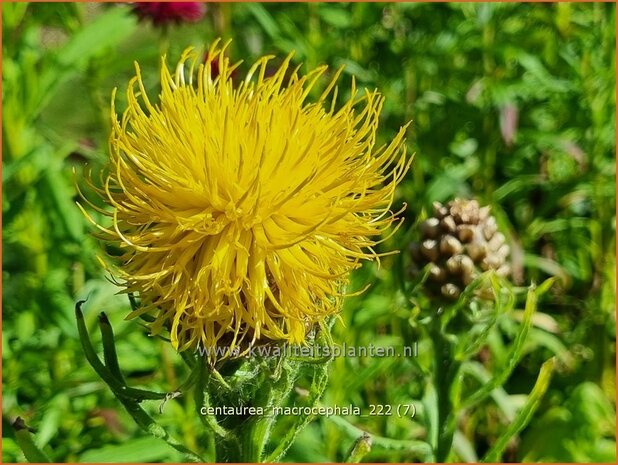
top-left (2, 2), bottom-right (616, 462)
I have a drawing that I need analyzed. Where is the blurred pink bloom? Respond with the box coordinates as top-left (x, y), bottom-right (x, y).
top-left (500, 103), bottom-right (519, 147)
top-left (132, 2), bottom-right (206, 26)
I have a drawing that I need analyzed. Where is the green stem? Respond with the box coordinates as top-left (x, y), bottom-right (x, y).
top-left (194, 357), bottom-right (229, 440)
top-left (265, 360), bottom-right (330, 462)
top-left (431, 314), bottom-right (460, 462)
top-left (242, 409), bottom-right (271, 462)
top-left (239, 360), bottom-right (293, 462)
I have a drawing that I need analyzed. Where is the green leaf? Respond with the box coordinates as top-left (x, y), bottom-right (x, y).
top-left (524, 255), bottom-right (571, 286)
top-left (519, 381), bottom-right (616, 462)
top-left (80, 436), bottom-right (179, 463)
top-left (41, 170), bottom-right (84, 242)
top-left (266, 359), bottom-right (330, 462)
top-left (244, 3), bottom-right (282, 40)
top-left (482, 358), bottom-right (555, 462)
top-left (37, 6), bottom-right (136, 111)
top-left (2, 437), bottom-right (23, 463)
top-left (461, 362), bottom-right (517, 421)
top-left (55, 6), bottom-right (135, 67)
top-left (116, 396), bottom-right (204, 462)
top-left (452, 430), bottom-right (478, 462)
top-left (194, 358), bottom-right (230, 438)
top-left (75, 300), bottom-right (166, 401)
top-left (455, 275), bottom-right (516, 361)
top-left (76, 302), bottom-right (204, 459)
top-left (319, 6), bottom-right (352, 28)
top-left (1, 2), bottom-right (29, 30)
top-left (449, 138), bottom-right (478, 158)
top-left (425, 157), bottom-right (480, 202)
top-left (13, 418), bottom-right (51, 463)
top-left (492, 175), bottom-right (545, 201)
top-left (461, 281), bottom-right (547, 409)
top-left (99, 312), bottom-right (125, 382)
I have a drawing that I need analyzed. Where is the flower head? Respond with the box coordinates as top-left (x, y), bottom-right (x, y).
top-left (409, 198), bottom-right (510, 300)
top-left (82, 40), bottom-right (410, 359)
top-left (132, 2), bottom-right (206, 26)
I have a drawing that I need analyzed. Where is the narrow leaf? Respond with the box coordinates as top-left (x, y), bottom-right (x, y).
top-left (482, 358), bottom-right (555, 462)
top-left (75, 301), bottom-right (166, 401)
top-left (461, 282), bottom-right (541, 409)
top-left (13, 418), bottom-right (51, 463)
top-left (98, 312), bottom-right (124, 382)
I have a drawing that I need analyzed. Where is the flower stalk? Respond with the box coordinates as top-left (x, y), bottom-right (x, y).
top-left (430, 311), bottom-right (461, 462)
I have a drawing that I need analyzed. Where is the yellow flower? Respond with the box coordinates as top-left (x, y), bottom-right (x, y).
top-left (81, 39), bottom-right (411, 358)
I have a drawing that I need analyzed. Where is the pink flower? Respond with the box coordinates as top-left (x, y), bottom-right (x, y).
top-left (499, 103), bottom-right (519, 148)
top-left (132, 2), bottom-right (206, 26)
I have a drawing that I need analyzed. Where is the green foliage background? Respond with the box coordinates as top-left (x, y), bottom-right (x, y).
top-left (3, 2), bottom-right (616, 462)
